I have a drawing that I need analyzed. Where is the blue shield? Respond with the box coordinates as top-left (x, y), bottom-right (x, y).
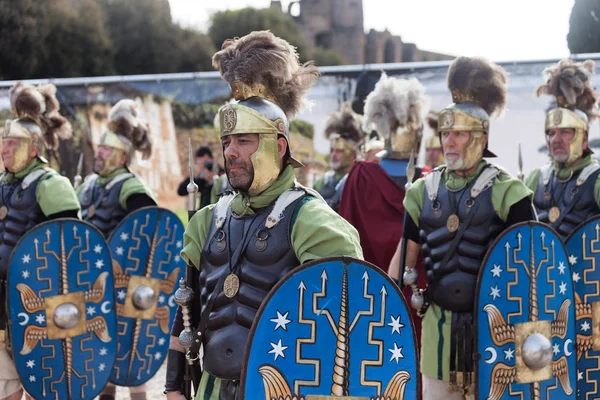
top-left (107, 207), bottom-right (185, 386)
top-left (565, 215), bottom-right (600, 399)
top-left (240, 257), bottom-right (418, 400)
top-left (7, 219), bottom-right (117, 400)
top-left (476, 222), bottom-right (576, 400)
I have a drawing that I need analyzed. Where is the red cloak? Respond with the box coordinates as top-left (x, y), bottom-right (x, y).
top-left (338, 161), bottom-right (428, 349)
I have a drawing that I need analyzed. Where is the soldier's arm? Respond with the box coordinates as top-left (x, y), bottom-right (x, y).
top-left (492, 172), bottom-right (535, 223)
top-left (290, 197), bottom-right (363, 263)
top-left (119, 176), bottom-right (158, 211)
top-left (36, 173), bottom-right (81, 219)
top-left (388, 213), bottom-right (421, 281)
top-left (594, 174), bottom-right (600, 208)
top-left (126, 193), bottom-right (157, 212)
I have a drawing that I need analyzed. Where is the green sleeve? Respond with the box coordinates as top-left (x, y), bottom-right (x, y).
top-left (491, 171), bottom-right (534, 222)
top-left (290, 197), bottom-right (363, 263)
top-left (594, 174), bottom-right (600, 208)
top-left (403, 178), bottom-right (425, 226)
top-left (313, 176), bottom-right (324, 192)
top-left (36, 173), bottom-right (81, 217)
top-left (524, 168), bottom-right (541, 193)
top-left (180, 205), bottom-right (215, 269)
top-left (119, 176), bottom-right (157, 209)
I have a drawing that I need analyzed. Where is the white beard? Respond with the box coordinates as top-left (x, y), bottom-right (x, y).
top-left (330, 159), bottom-right (341, 171)
top-left (444, 153), bottom-right (464, 171)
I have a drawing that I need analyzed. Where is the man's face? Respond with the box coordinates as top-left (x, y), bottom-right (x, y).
top-left (194, 154), bottom-right (212, 177)
top-left (441, 131), bottom-right (471, 170)
top-left (330, 148), bottom-right (345, 170)
top-left (94, 145), bottom-right (125, 174)
top-left (1, 137), bottom-right (35, 171)
top-left (547, 128), bottom-right (575, 163)
top-left (223, 133), bottom-right (259, 192)
top-left (426, 148), bottom-right (443, 168)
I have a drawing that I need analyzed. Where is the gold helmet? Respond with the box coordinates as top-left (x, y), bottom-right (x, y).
top-left (212, 31), bottom-right (319, 195)
top-left (536, 59), bottom-right (599, 165)
top-left (424, 111), bottom-right (444, 168)
top-left (438, 57), bottom-right (508, 170)
top-left (96, 99), bottom-right (152, 176)
top-left (363, 73), bottom-right (430, 160)
top-left (325, 103), bottom-right (365, 171)
top-left (4, 82), bottom-right (72, 172)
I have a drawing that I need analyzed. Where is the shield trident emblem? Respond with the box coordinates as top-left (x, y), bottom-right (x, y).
top-left (565, 215), bottom-right (600, 399)
top-left (7, 219), bottom-right (117, 400)
top-left (240, 257), bottom-right (418, 400)
top-left (475, 222), bottom-right (576, 399)
top-left (107, 207), bottom-right (186, 386)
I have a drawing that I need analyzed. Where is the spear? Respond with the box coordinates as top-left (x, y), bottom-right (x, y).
top-left (73, 153), bottom-right (84, 189)
top-left (518, 143), bottom-right (524, 181)
top-left (175, 137), bottom-right (199, 399)
top-left (405, 149), bottom-right (416, 190)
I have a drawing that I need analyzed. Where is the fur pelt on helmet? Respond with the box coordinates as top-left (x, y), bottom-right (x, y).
top-left (324, 103), bottom-right (365, 143)
top-left (212, 30), bottom-right (320, 118)
top-left (536, 59), bottom-right (600, 121)
top-left (9, 82), bottom-right (72, 149)
top-left (108, 99), bottom-right (152, 159)
top-left (426, 111), bottom-right (438, 131)
top-left (363, 73), bottom-right (430, 139)
top-left (447, 56), bottom-right (508, 117)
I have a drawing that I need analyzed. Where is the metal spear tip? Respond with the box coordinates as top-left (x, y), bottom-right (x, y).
top-left (405, 149), bottom-right (416, 189)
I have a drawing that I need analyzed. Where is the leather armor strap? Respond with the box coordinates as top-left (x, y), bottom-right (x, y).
top-left (449, 312), bottom-right (474, 389)
top-left (552, 167), bottom-right (600, 229)
top-left (189, 208), bottom-right (272, 356)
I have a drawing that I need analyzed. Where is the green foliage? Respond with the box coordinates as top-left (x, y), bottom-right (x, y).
top-left (290, 119), bottom-right (314, 139)
top-left (208, 7), bottom-right (311, 62)
top-left (567, 0), bottom-right (600, 53)
top-left (310, 47), bottom-right (345, 66)
top-left (0, 0), bottom-right (215, 79)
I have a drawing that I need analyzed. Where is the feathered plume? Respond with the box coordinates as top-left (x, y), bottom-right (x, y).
top-left (426, 111), bottom-right (438, 131)
top-left (536, 59), bottom-right (599, 121)
top-left (212, 30), bottom-right (320, 118)
top-left (108, 99), bottom-right (152, 159)
top-left (363, 73), bottom-right (430, 139)
top-left (447, 56), bottom-right (508, 117)
top-left (9, 82), bottom-right (72, 149)
top-left (324, 103), bottom-right (365, 142)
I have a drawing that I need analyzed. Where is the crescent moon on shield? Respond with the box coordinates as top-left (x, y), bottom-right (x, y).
top-left (564, 339), bottom-right (573, 356)
top-left (485, 347), bottom-right (497, 364)
top-left (168, 295), bottom-right (175, 308)
top-left (18, 313), bottom-right (29, 326)
top-left (101, 301), bottom-right (111, 314)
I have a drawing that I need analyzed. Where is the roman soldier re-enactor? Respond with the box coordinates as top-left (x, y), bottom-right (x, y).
top-left (77, 99), bottom-right (157, 400)
top-left (78, 99), bottom-right (157, 239)
top-left (0, 82), bottom-right (80, 400)
top-left (165, 31), bottom-right (363, 400)
top-left (525, 59), bottom-right (600, 239)
top-left (338, 72), bottom-right (430, 357)
top-left (313, 104), bottom-right (364, 211)
top-left (424, 111), bottom-right (444, 169)
top-left (389, 57), bottom-right (535, 399)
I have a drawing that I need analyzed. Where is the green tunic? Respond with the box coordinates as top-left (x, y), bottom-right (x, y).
top-left (182, 164), bottom-right (363, 268)
top-left (76, 167), bottom-right (157, 209)
top-left (3, 159), bottom-right (80, 216)
top-left (524, 155), bottom-right (600, 206)
top-left (403, 161), bottom-right (533, 381)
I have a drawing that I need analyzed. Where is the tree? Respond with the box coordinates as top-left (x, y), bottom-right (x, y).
top-left (208, 7), bottom-right (311, 62)
top-left (0, 0), bottom-right (50, 79)
top-left (567, 0), bottom-right (600, 54)
top-left (172, 28), bottom-right (216, 73)
top-left (310, 47), bottom-right (345, 67)
top-left (43, 0), bottom-right (115, 78)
